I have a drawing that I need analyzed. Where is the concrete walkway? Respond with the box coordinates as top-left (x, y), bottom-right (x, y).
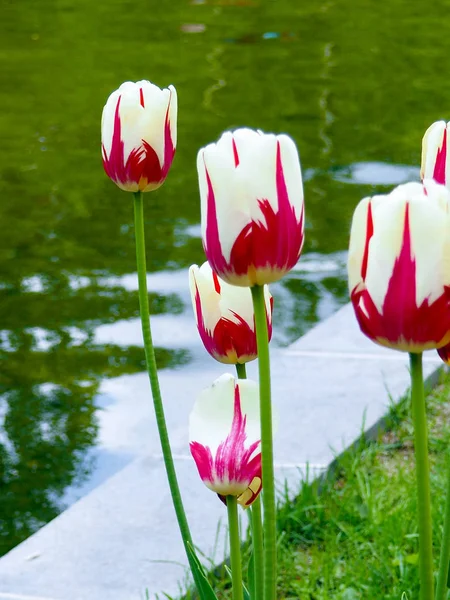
top-left (0, 303), bottom-right (443, 600)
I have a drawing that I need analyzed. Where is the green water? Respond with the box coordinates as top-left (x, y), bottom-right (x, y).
top-left (1, 0), bottom-right (448, 556)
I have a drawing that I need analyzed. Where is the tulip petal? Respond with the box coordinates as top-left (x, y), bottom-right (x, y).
top-left (349, 180), bottom-right (450, 352)
top-left (101, 80), bottom-right (177, 192)
top-left (189, 262), bottom-right (272, 363)
top-left (421, 120), bottom-right (448, 185)
top-left (438, 343), bottom-right (450, 364)
top-left (199, 137), bottom-right (251, 270)
top-left (347, 196), bottom-right (374, 295)
top-left (189, 374), bottom-right (261, 498)
top-left (199, 128), bottom-right (304, 286)
top-left (365, 182), bottom-right (450, 311)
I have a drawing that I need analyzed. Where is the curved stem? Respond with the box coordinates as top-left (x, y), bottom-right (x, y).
top-left (133, 192), bottom-right (195, 565)
top-left (251, 284), bottom-right (276, 600)
top-left (227, 496), bottom-right (244, 600)
top-left (250, 496), bottom-right (264, 600)
top-left (409, 352), bottom-right (434, 600)
top-left (236, 362), bottom-right (247, 379)
top-left (436, 450), bottom-right (450, 600)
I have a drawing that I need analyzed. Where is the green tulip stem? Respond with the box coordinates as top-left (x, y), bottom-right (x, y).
top-left (436, 449), bottom-right (450, 600)
top-left (409, 352), bottom-right (434, 600)
top-left (133, 191), bottom-right (196, 569)
top-left (251, 284), bottom-right (276, 600)
top-left (236, 362), bottom-right (247, 379)
top-left (234, 362), bottom-right (264, 598)
top-left (227, 495), bottom-right (244, 600)
top-left (250, 495), bottom-right (264, 600)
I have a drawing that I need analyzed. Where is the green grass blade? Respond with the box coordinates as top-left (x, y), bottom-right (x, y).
top-left (186, 542), bottom-right (219, 600)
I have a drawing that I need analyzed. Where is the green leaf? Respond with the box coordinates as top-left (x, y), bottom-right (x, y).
top-left (224, 564), bottom-right (251, 600)
top-left (186, 542), bottom-right (219, 600)
top-left (405, 553), bottom-right (419, 565)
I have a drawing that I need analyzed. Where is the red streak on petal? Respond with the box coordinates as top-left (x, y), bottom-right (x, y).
top-left (228, 143), bottom-right (304, 277)
top-left (212, 270), bottom-right (221, 294)
top-left (190, 442), bottom-right (214, 481)
top-left (215, 385), bottom-right (261, 484)
top-left (128, 141), bottom-right (162, 185)
top-left (103, 91), bottom-right (176, 190)
top-left (232, 138), bottom-right (240, 167)
top-left (102, 96), bottom-right (126, 184)
top-left (189, 384), bottom-right (261, 497)
top-left (438, 343), bottom-right (450, 364)
top-left (351, 204), bottom-right (450, 350)
top-left (139, 87), bottom-right (145, 108)
top-left (193, 282), bottom-right (271, 363)
top-left (360, 200), bottom-right (373, 281)
top-left (204, 163), bottom-right (229, 275)
top-left (161, 88), bottom-right (176, 180)
top-left (204, 141), bottom-right (303, 284)
top-left (433, 127), bottom-right (447, 185)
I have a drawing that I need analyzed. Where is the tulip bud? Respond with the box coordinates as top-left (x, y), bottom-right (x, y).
top-left (101, 80), bottom-right (177, 192)
top-left (197, 128), bottom-right (304, 287)
top-left (189, 262), bottom-right (273, 364)
top-left (348, 180), bottom-right (450, 352)
top-left (189, 373), bottom-right (262, 507)
top-left (421, 120), bottom-right (450, 186)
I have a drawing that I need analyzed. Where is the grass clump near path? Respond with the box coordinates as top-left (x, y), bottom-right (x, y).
top-left (199, 369), bottom-right (450, 600)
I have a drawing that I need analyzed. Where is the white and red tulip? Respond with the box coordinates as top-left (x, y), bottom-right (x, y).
top-left (101, 80), bottom-right (177, 192)
top-left (189, 262), bottom-right (273, 364)
top-left (421, 120), bottom-right (450, 186)
top-left (189, 373), bottom-right (262, 507)
top-left (197, 128), bottom-right (304, 287)
top-left (348, 180), bottom-right (450, 352)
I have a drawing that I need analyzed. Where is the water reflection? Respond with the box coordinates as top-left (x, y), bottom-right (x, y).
top-left (1, 0), bottom-right (441, 557)
top-left (332, 162), bottom-right (420, 186)
top-left (0, 380), bottom-right (97, 556)
top-left (0, 278), bottom-right (188, 556)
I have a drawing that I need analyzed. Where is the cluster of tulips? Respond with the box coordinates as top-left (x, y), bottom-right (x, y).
top-left (101, 80), bottom-right (450, 600)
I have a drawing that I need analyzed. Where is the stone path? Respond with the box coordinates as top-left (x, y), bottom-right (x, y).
top-left (0, 304), bottom-right (442, 600)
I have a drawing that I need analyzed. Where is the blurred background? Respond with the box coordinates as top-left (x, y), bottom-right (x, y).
top-left (0, 0), bottom-right (447, 557)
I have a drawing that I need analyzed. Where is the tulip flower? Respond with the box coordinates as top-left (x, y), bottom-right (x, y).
top-left (421, 120), bottom-right (450, 186)
top-left (197, 128), bottom-right (304, 287)
top-left (101, 80), bottom-right (177, 192)
top-left (189, 373), bottom-right (262, 507)
top-left (189, 262), bottom-right (273, 364)
top-left (348, 180), bottom-right (450, 352)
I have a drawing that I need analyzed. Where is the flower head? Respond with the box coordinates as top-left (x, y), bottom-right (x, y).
top-left (348, 180), bottom-right (450, 352)
top-left (189, 262), bottom-right (273, 364)
top-left (421, 120), bottom-right (450, 186)
top-left (101, 80), bottom-right (177, 192)
top-left (189, 373), bottom-right (262, 507)
top-left (198, 128), bottom-right (304, 287)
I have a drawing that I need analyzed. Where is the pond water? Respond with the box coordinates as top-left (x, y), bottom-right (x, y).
top-left (1, 0), bottom-right (446, 556)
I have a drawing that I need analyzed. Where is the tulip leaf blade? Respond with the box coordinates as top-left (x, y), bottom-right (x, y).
top-left (224, 564), bottom-right (251, 600)
top-left (186, 541), bottom-right (219, 600)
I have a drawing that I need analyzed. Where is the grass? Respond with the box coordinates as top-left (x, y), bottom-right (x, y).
top-left (177, 368), bottom-right (450, 600)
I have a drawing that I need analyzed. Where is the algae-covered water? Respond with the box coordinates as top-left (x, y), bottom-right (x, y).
top-left (1, 0), bottom-right (448, 555)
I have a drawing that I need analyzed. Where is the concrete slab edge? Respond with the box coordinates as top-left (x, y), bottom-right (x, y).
top-left (319, 363), bottom-right (444, 489)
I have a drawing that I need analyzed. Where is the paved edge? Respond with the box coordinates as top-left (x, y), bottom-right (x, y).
top-left (0, 302), bottom-right (445, 600)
